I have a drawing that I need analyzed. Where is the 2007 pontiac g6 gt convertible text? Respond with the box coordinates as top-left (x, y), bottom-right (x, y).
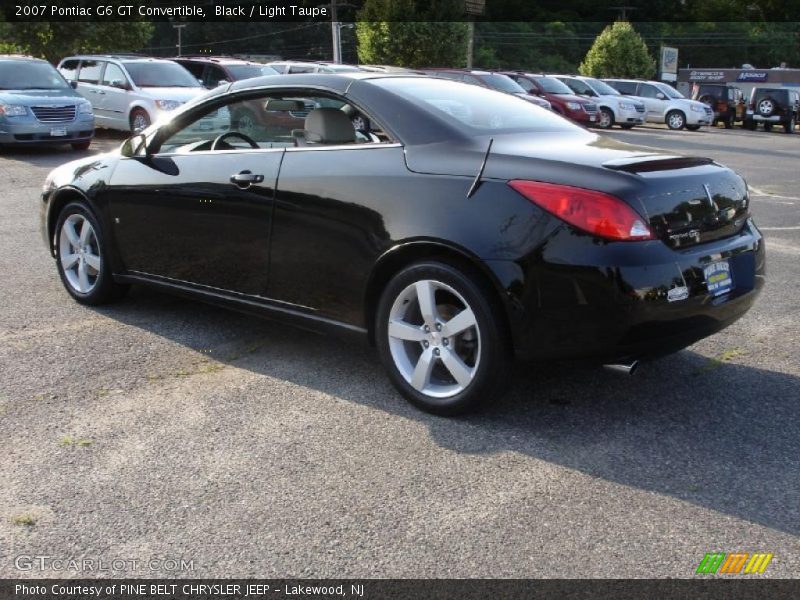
top-left (41, 73), bottom-right (765, 415)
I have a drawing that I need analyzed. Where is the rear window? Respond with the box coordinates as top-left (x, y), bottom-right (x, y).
top-left (607, 80), bottom-right (637, 95)
top-left (371, 77), bottom-right (576, 134)
top-left (753, 88), bottom-right (788, 101)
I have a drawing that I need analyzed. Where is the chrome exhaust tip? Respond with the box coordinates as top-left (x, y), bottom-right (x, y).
top-left (603, 360), bottom-right (639, 376)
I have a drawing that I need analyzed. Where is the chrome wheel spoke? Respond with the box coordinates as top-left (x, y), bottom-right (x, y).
top-left (414, 280), bottom-right (438, 327)
top-left (410, 347), bottom-right (435, 391)
top-left (77, 260), bottom-right (90, 292)
top-left (61, 253), bottom-right (79, 270)
top-left (440, 347), bottom-right (474, 388)
top-left (441, 307), bottom-right (476, 337)
top-left (79, 220), bottom-right (92, 245)
top-left (388, 319), bottom-right (427, 342)
top-left (64, 220), bottom-right (80, 246)
top-left (84, 252), bottom-right (101, 271)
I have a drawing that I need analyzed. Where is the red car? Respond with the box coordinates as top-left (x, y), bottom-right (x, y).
top-left (504, 72), bottom-right (598, 125)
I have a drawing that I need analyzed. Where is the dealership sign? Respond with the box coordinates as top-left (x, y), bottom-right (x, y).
top-left (737, 71), bottom-right (768, 82)
top-left (688, 70), bottom-right (725, 81)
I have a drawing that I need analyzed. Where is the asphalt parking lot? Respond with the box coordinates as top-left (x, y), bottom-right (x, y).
top-left (1, 124), bottom-right (798, 579)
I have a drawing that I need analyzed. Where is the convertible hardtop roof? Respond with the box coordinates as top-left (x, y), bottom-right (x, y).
top-left (227, 71), bottom-right (427, 94)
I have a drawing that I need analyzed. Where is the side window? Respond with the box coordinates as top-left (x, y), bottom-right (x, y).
top-left (77, 60), bottom-right (103, 84)
top-left (288, 65), bottom-right (315, 73)
top-left (101, 63), bottom-right (128, 88)
top-left (180, 61), bottom-right (205, 81)
top-left (59, 59), bottom-right (80, 81)
top-left (513, 77), bottom-right (536, 93)
top-left (462, 74), bottom-right (483, 85)
top-left (612, 81), bottom-right (636, 95)
top-left (205, 65), bottom-right (227, 88)
top-left (155, 92), bottom-right (390, 154)
top-left (638, 84), bottom-right (659, 98)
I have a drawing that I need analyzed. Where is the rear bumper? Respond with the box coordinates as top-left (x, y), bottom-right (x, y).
top-left (501, 219), bottom-right (765, 363)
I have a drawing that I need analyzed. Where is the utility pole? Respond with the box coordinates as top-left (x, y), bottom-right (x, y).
top-left (331, 0), bottom-right (341, 63)
top-left (173, 23), bottom-right (187, 57)
top-left (464, 1), bottom-right (485, 69)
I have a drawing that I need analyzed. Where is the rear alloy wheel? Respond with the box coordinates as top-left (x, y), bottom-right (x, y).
top-left (376, 261), bottom-right (511, 415)
top-left (129, 108), bottom-right (151, 133)
top-left (666, 110), bottom-right (686, 130)
top-left (597, 108), bottom-right (614, 129)
top-left (55, 202), bottom-right (128, 305)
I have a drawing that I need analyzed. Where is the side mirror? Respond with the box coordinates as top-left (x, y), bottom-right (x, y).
top-left (656, 92), bottom-right (666, 100)
top-left (216, 79), bottom-right (230, 87)
top-left (70, 80), bottom-right (78, 89)
top-left (111, 80), bottom-right (129, 90)
top-left (121, 132), bottom-right (148, 158)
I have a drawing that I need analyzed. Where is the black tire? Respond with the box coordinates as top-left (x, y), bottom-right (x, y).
top-left (54, 202), bottom-right (129, 305)
top-left (724, 113), bottom-right (734, 129)
top-left (686, 125), bottom-right (701, 131)
top-left (597, 107), bottom-right (614, 129)
top-left (743, 120), bottom-right (757, 131)
top-left (666, 110), bottom-right (686, 130)
top-left (763, 123), bottom-right (773, 132)
top-left (71, 140), bottom-right (91, 151)
top-left (375, 260), bottom-right (512, 416)
top-left (129, 108), bottom-right (151, 133)
top-left (619, 123), bottom-right (636, 129)
top-left (784, 117), bottom-right (795, 134)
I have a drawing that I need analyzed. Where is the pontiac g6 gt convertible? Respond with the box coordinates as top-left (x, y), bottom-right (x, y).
top-left (41, 73), bottom-right (765, 415)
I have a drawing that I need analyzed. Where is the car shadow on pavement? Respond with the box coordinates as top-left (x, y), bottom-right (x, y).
top-left (98, 285), bottom-right (800, 538)
top-left (0, 130), bottom-right (128, 167)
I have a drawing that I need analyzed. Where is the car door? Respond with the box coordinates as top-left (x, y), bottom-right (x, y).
top-left (636, 83), bottom-right (667, 120)
top-left (75, 60), bottom-right (107, 124)
top-left (97, 62), bottom-right (131, 129)
top-left (104, 93), bottom-right (287, 296)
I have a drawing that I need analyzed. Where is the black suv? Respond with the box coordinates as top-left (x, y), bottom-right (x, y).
top-left (743, 87), bottom-right (799, 133)
top-left (172, 56), bottom-right (278, 89)
top-left (691, 83), bottom-right (744, 129)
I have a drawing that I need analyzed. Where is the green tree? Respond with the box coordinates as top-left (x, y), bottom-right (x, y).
top-left (1, 22), bottom-right (153, 63)
top-left (579, 21), bottom-right (656, 79)
top-left (355, 0), bottom-right (468, 68)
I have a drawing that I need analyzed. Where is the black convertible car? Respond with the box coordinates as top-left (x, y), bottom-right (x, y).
top-left (41, 73), bottom-right (765, 415)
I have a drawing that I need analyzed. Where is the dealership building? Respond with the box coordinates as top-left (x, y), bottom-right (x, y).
top-left (676, 68), bottom-right (800, 98)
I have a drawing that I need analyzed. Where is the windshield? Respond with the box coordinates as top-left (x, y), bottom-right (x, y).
top-left (123, 62), bottom-right (202, 88)
top-left (226, 65), bottom-right (279, 80)
top-left (481, 74), bottom-right (526, 94)
top-left (583, 77), bottom-right (619, 96)
top-left (535, 77), bottom-right (574, 94)
top-left (0, 61), bottom-right (70, 90)
top-left (373, 77), bottom-right (576, 134)
top-left (656, 83), bottom-right (684, 99)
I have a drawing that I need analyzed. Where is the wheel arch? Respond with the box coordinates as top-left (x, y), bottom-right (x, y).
top-left (46, 187), bottom-right (95, 257)
top-left (363, 240), bottom-right (514, 347)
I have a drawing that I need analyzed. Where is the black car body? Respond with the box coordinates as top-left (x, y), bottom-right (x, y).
top-left (743, 87), bottom-right (799, 133)
top-left (41, 74), bottom-right (765, 414)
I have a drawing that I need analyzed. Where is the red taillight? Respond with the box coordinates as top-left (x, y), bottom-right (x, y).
top-left (508, 180), bottom-right (654, 241)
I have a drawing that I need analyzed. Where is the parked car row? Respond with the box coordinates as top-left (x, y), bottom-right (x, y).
top-left (2, 52), bottom-right (797, 153)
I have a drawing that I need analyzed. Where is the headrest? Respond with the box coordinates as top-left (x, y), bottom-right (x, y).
top-left (304, 107), bottom-right (355, 144)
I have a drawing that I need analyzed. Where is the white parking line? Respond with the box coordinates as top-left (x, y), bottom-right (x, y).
top-left (748, 186), bottom-right (799, 204)
top-left (761, 226), bottom-right (800, 231)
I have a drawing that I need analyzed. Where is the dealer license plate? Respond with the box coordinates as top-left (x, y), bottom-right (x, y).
top-left (50, 127), bottom-right (67, 137)
top-left (704, 261), bottom-right (733, 296)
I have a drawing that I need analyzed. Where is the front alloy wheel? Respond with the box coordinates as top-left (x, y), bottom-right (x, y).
top-left (597, 108), bottom-right (614, 129)
top-left (55, 202), bottom-right (129, 305)
top-left (376, 261), bottom-right (511, 415)
top-left (666, 110), bottom-right (686, 130)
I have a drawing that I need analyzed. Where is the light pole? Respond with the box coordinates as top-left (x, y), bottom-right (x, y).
top-left (465, 1), bottom-right (485, 69)
top-left (173, 23), bottom-right (187, 57)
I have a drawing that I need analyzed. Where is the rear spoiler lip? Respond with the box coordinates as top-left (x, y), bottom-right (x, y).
top-left (603, 155), bottom-right (715, 173)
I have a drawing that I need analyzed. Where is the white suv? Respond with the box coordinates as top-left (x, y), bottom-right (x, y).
top-left (603, 79), bottom-right (713, 130)
top-left (58, 55), bottom-right (209, 132)
top-left (555, 75), bottom-right (645, 129)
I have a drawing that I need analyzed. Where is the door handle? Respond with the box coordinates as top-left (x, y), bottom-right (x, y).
top-left (230, 170), bottom-right (264, 188)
